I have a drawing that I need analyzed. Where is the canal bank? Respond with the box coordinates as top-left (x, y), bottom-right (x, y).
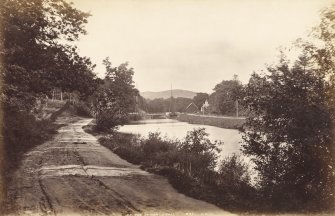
top-left (176, 113), bottom-right (245, 129)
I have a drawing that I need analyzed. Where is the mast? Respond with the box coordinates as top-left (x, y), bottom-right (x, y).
top-left (169, 83), bottom-right (174, 113)
top-left (169, 84), bottom-right (172, 112)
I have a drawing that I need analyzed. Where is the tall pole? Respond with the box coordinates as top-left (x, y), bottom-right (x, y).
top-left (236, 100), bottom-right (239, 117)
top-left (169, 83), bottom-right (172, 113)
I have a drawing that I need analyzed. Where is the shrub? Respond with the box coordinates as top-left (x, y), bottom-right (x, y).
top-left (217, 154), bottom-right (251, 191)
top-left (142, 132), bottom-right (173, 156)
top-left (153, 167), bottom-right (197, 194)
top-left (3, 109), bottom-right (58, 171)
top-left (214, 154), bottom-right (257, 211)
top-left (99, 133), bottom-right (143, 164)
top-left (73, 101), bottom-right (92, 117)
top-left (179, 128), bottom-right (221, 182)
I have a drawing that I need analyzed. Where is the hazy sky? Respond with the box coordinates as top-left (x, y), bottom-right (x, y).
top-left (71, 0), bottom-right (333, 93)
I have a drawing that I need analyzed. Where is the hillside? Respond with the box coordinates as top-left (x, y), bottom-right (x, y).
top-left (141, 89), bottom-right (196, 100)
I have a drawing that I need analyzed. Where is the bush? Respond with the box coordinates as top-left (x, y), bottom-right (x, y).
top-left (178, 128), bottom-right (221, 182)
top-left (142, 132), bottom-right (173, 156)
top-left (217, 154), bottom-right (251, 191)
top-left (99, 133), bottom-right (143, 164)
top-left (3, 109), bottom-right (59, 172)
top-left (73, 101), bottom-right (92, 117)
top-left (153, 167), bottom-right (197, 194)
top-left (216, 154), bottom-right (256, 210)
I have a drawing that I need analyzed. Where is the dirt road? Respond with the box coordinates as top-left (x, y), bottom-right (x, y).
top-left (6, 115), bottom-right (235, 216)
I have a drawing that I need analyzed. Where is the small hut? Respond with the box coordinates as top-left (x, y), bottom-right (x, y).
top-left (185, 102), bottom-right (199, 113)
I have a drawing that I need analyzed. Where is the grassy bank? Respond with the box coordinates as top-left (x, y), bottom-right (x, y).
top-left (84, 123), bottom-right (258, 213)
top-left (176, 113), bottom-right (245, 129)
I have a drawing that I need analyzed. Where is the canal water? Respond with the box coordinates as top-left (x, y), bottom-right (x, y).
top-left (118, 119), bottom-right (244, 164)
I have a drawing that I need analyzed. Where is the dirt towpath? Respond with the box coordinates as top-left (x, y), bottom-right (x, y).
top-left (6, 115), bottom-right (235, 216)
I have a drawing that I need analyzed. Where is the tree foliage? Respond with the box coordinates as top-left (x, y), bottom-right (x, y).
top-left (179, 128), bottom-right (221, 180)
top-left (242, 53), bottom-right (334, 210)
top-left (1, 0), bottom-right (98, 110)
top-left (241, 5), bottom-right (335, 211)
top-left (208, 77), bottom-right (243, 115)
top-left (193, 92), bottom-right (209, 109)
top-left (218, 154), bottom-right (252, 195)
top-left (92, 58), bottom-right (138, 131)
top-left (144, 97), bottom-right (193, 113)
top-left (0, 0), bottom-right (99, 206)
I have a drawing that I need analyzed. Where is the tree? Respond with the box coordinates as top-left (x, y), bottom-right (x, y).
top-left (0, 0), bottom-right (98, 207)
top-left (1, 0), bottom-right (98, 110)
top-left (145, 97), bottom-right (193, 113)
top-left (218, 154), bottom-right (252, 196)
top-left (145, 98), bottom-right (168, 113)
top-left (193, 93), bottom-right (209, 109)
top-left (135, 95), bottom-right (149, 113)
top-left (314, 4), bottom-right (335, 78)
top-left (208, 77), bottom-right (243, 115)
top-left (173, 97), bottom-right (193, 112)
top-left (295, 5), bottom-right (335, 115)
top-left (92, 58), bottom-right (138, 131)
top-left (179, 128), bottom-right (221, 182)
top-left (241, 53), bottom-right (334, 210)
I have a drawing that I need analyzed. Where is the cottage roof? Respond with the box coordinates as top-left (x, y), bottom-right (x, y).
top-left (185, 102), bottom-right (199, 110)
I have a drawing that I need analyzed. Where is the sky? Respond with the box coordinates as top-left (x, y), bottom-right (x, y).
top-left (70, 0), bottom-right (334, 93)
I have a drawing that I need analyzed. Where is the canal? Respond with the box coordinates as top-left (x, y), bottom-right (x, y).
top-left (118, 119), bottom-right (245, 164)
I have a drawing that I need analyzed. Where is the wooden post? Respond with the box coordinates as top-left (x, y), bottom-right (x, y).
top-left (60, 90), bottom-right (63, 101)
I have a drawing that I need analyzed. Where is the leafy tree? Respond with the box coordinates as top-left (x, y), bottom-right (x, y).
top-left (92, 58), bottom-right (138, 131)
top-left (145, 97), bottom-right (193, 113)
top-left (313, 4), bottom-right (335, 78)
top-left (208, 77), bottom-right (243, 115)
top-left (173, 97), bottom-right (193, 112)
top-left (0, 0), bottom-right (98, 206)
top-left (1, 0), bottom-right (98, 110)
top-left (193, 93), bottom-right (209, 109)
top-left (146, 98), bottom-right (168, 113)
top-left (136, 95), bottom-right (149, 113)
top-left (218, 154), bottom-right (252, 196)
top-left (241, 53), bottom-right (334, 210)
top-left (179, 128), bottom-right (221, 182)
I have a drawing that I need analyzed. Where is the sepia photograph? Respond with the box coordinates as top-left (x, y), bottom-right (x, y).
top-left (1, 0), bottom-right (335, 215)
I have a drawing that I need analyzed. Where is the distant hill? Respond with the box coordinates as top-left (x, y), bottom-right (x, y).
top-left (141, 89), bottom-right (197, 100)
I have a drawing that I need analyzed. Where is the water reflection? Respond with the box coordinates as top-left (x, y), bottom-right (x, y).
top-left (118, 119), bottom-right (243, 163)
